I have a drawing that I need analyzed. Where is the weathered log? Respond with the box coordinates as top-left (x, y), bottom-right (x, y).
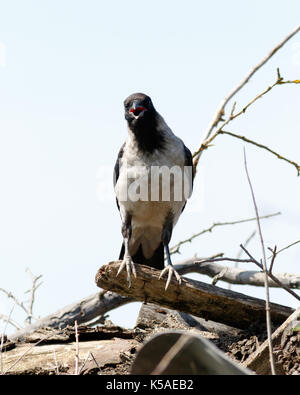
top-left (1, 326), bottom-right (139, 375)
top-left (95, 261), bottom-right (294, 330)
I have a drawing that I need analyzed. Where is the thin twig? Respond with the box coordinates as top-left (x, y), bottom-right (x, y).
top-left (90, 352), bottom-right (100, 370)
top-left (195, 249), bottom-right (300, 296)
top-left (74, 320), bottom-right (79, 375)
top-left (25, 269), bottom-right (42, 325)
top-left (227, 230), bottom-right (256, 290)
top-left (243, 148), bottom-right (276, 374)
top-left (193, 74), bottom-right (282, 158)
top-left (0, 288), bottom-right (29, 316)
top-left (269, 239), bottom-right (300, 258)
top-left (170, 211), bottom-right (280, 255)
top-left (211, 267), bottom-right (229, 285)
top-left (195, 257), bottom-right (255, 265)
top-left (227, 230), bottom-right (256, 289)
top-left (53, 350), bottom-right (60, 375)
top-left (2, 333), bottom-right (53, 375)
top-left (240, 245), bottom-right (300, 302)
top-left (0, 269), bottom-right (43, 326)
top-left (193, 73), bottom-right (300, 176)
top-left (268, 245), bottom-right (278, 274)
top-left (151, 335), bottom-right (192, 375)
top-left (218, 130), bottom-right (300, 176)
top-left (78, 351), bottom-right (91, 375)
top-left (236, 231), bottom-right (257, 263)
top-left (1, 305), bottom-right (16, 374)
top-left (0, 314), bottom-right (22, 330)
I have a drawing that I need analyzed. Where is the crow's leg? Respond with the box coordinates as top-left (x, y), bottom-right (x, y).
top-left (159, 216), bottom-right (182, 290)
top-left (159, 244), bottom-right (182, 290)
top-left (117, 216), bottom-right (136, 288)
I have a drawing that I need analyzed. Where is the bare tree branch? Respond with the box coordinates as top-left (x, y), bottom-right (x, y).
top-left (243, 150), bottom-right (273, 372)
top-left (239, 245), bottom-right (300, 302)
top-left (193, 71), bottom-right (300, 175)
top-left (0, 315), bottom-right (22, 331)
top-left (176, 257), bottom-right (300, 288)
top-left (8, 291), bottom-right (134, 341)
top-left (25, 268), bottom-right (42, 324)
top-left (218, 130), bottom-right (300, 176)
top-left (170, 211), bottom-right (280, 255)
top-left (0, 289), bottom-right (29, 317)
top-left (227, 230), bottom-right (256, 290)
top-left (268, 245), bottom-right (278, 275)
top-left (0, 269), bottom-right (43, 328)
top-left (269, 239), bottom-right (300, 258)
top-left (193, 23), bottom-right (300, 170)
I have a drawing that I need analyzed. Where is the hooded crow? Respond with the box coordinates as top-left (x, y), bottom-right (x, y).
top-left (113, 93), bottom-right (194, 290)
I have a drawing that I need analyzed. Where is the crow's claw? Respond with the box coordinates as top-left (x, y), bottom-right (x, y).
top-left (117, 256), bottom-right (136, 288)
top-left (159, 265), bottom-right (182, 291)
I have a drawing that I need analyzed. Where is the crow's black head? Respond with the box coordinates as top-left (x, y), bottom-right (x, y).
top-left (124, 93), bottom-right (156, 124)
top-left (123, 93), bottom-right (164, 153)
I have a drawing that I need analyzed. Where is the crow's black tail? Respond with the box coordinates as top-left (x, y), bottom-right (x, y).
top-left (118, 242), bottom-right (164, 270)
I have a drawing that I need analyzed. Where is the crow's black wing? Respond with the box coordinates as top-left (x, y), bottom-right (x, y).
top-left (113, 142), bottom-right (125, 211)
top-left (181, 144), bottom-right (194, 213)
top-left (184, 144), bottom-right (194, 185)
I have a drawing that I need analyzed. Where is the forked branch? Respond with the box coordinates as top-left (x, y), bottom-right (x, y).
top-left (193, 23), bottom-right (300, 170)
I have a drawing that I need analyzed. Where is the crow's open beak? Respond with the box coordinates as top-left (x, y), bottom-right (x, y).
top-left (129, 101), bottom-right (147, 118)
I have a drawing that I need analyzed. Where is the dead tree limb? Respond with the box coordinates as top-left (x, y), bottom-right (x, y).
top-left (9, 291), bottom-right (133, 341)
top-left (95, 261), bottom-right (294, 330)
top-left (175, 258), bottom-right (300, 288)
top-left (196, 250), bottom-right (300, 303)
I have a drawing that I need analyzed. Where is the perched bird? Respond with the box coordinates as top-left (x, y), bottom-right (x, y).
top-left (113, 93), bottom-right (194, 290)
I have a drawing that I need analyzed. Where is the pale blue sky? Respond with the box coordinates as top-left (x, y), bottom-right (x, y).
top-left (0, 1), bottom-right (299, 332)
